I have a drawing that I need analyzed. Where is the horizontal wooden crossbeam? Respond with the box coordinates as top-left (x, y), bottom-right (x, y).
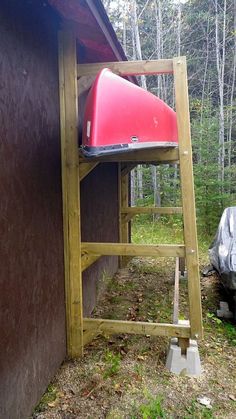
top-left (79, 148), bottom-right (179, 164)
top-left (81, 242), bottom-right (185, 257)
top-left (78, 59), bottom-right (173, 77)
top-left (121, 207), bottom-right (183, 215)
top-left (83, 318), bottom-right (191, 338)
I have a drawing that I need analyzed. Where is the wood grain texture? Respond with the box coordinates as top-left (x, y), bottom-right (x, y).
top-left (173, 258), bottom-right (180, 324)
top-left (78, 59), bottom-right (173, 77)
top-left (81, 243), bottom-right (185, 257)
top-left (79, 162), bottom-right (99, 181)
top-left (83, 318), bottom-right (191, 338)
top-left (81, 254), bottom-right (101, 272)
top-left (119, 165), bottom-right (130, 267)
top-left (58, 29), bottom-right (83, 357)
top-left (173, 57), bottom-right (203, 338)
top-left (121, 207), bottom-right (183, 215)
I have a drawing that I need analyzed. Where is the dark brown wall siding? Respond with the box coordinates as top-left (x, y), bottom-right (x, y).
top-left (0, 1), bottom-right (120, 417)
top-left (81, 163), bottom-right (119, 315)
top-left (0, 2), bottom-right (65, 418)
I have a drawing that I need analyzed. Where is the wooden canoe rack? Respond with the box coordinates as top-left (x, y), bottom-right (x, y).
top-left (58, 29), bottom-right (203, 358)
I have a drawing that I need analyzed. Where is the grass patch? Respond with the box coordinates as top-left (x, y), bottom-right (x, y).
top-left (205, 312), bottom-right (236, 346)
top-left (135, 392), bottom-right (166, 419)
top-left (132, 217), bottom-right (183, 245)
top-left (34, 384), bottom-right (58, 413)
top-left (184, 400), bottom-right (215, 419)
top-left (103, 350), bottom-right (121, 378)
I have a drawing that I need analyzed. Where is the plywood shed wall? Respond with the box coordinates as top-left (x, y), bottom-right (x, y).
top-left (0, 1), bottom-right (120, 417)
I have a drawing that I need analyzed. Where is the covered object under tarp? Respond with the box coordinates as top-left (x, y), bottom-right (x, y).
top-left (209, 207), bottom-right (236, 291)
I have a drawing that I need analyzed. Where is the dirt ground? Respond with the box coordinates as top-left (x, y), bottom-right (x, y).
top-left (32, 256), bottom-right (236, 419)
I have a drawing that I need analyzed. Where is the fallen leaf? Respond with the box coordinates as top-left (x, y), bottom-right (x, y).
top-left (229, 395), bottom-right (236, 402)
top-left (137, 355), bottom-right (145, 361)
top-left (47, 401), bottom-right (57, 408)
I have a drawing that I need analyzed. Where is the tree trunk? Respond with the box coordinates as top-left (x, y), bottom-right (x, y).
top-left (215, 0), bottom-right (226, 189)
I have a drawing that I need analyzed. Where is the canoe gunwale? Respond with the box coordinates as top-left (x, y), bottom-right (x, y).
top-left (81, 142), bottom-right (178, 158)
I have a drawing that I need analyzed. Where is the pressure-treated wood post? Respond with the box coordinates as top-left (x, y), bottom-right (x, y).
top-left (58, 29), bottom-right (83, 357)
top-left (118, 163), bottom-right (130, 267)
top-left (173, 57), bottom-right (203, 339)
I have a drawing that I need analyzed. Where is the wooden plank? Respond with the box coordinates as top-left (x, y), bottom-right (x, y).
top-left (81, 242), bottom-right (185, 257)
top-left (179, 257), bottom-right (185, 275)
top-left (173, 258), bottom-right (180, 324)
top-left (121, 207), bottom-right (183, 215)
top-left (81, 254), bottom-right (101, 272)
top-left (78, 59), bottom-right (173, 77)
top-left (58, 30), bottom-right (83, 357)
top-left (122, 213), bottom-right (134, 223)
top-left (121, 163), bottom-right (137, 177)
top-left (83, 318), bottom-right (191, 338)
top-left (79, 148), bottom-right (179, 163)
top-left (79, 162), bottom-right (98, 181)
top-left (178, 337), bottom-right (190, 355)
top-left (119, 164), bottom-right (130, 267)
top-left (173, 57), bottom-right (203, 339)
top-left (83, 329), bottom-right (100, 346)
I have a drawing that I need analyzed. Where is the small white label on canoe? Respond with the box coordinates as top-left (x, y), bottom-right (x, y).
top-left (87, 120), bottom-right (91, 138)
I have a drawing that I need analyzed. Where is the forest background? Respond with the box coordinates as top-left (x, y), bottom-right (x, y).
top-left (103, 0), bottom-right (236, 237)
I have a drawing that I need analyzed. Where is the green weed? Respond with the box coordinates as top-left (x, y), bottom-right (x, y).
top-left (34, 384), bottom-right (58, 413)
top-left (206, 312), bottom-right (236, 346)
top-left (134, 363), bottom-right (144, 380)
top-left (103, 350), bottom-right (121, 378)
top-left (206, 312), bottom-right (222, 325)
top-left (139, 393), bottom-right (166, 419)
top-left (185, 400), bottom-right (214, 419)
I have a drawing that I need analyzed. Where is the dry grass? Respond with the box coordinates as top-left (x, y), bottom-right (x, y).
top-left (32, 248), bottom-right (236, 419)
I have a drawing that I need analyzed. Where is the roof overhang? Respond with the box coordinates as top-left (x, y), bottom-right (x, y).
top-left (49, 0), bottom-right (128, 63)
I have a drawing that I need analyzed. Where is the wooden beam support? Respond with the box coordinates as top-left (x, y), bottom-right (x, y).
top-left (173, 57), bottom-right (203, 339)
top-left (81, 254), bottom-right (101, 272)
top-left (178, 337), bottom-right (190, 355)
top-left (79, 148), bottom-right (179, 163)
top-left (83, 329), bottom-right (100, 346)
top-left (83, 318), bottom-right (191, 338)
top-left (121, 207), bottom-right (183, 215)
top-left (122, 213), bottom-right (134, 223)
top-left (121, 163), bottom-right (137, 177)
top-left (78, 59), bottom-right (173, 77)
top-left (81, 242), bottom-right (185, 257)
top-left (119, 164), bottom-right (130, 267)
top-left (173, 258), bottom-right (180, 324)
top-left (58, 30), bottom-right (83, 357)
top-left (79, 162), bottom-right (98, 181)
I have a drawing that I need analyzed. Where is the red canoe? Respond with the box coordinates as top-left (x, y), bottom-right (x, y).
top-left (81, 68), bottom-right (178, 157)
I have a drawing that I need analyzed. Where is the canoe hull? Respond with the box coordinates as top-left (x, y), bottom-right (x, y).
top-left (82, 68), bottom-right (178, 157)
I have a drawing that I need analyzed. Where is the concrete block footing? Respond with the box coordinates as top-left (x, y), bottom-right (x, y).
top-left (217, 301), bottom-right (233, 319)
top-left (166, 337), bottom-right (202, 376)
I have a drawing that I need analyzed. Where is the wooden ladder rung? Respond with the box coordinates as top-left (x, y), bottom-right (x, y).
top-left (81, 242), bottom-right (185, 257)
top-left (121, 207), bottom-right (183, 215)
top-left (83, 318), bottom-right (191, 338)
